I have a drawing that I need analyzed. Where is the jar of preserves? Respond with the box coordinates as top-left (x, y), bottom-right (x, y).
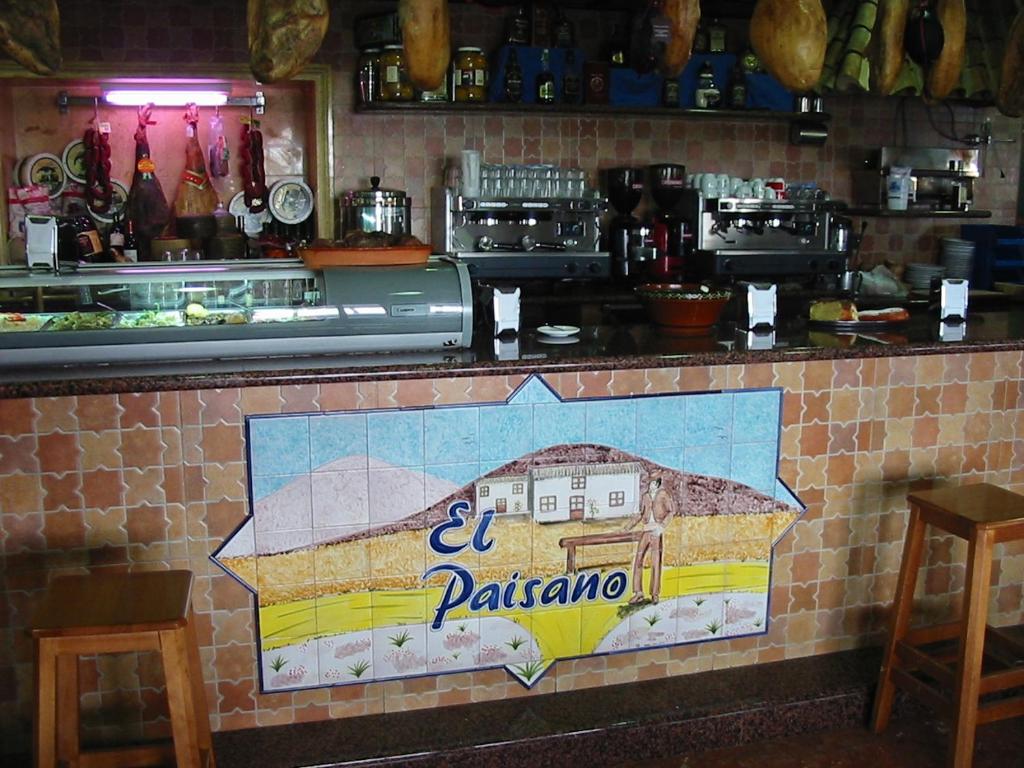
top-left (379, 45), bottom-right (413, 101)
top-left (454, 47), bottom-right (488, 102)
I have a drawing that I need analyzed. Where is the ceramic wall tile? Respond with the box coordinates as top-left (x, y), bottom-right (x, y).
top-left (685, 393), bottom-right (734, 446)
top-left (367, 411), bottom-right (424, 468)
top-left (309, 413), bottom-right (368, 471)
top-left (311, 471), bottom-right (369, 529)
top-left (248, 416), bottom-right (310, 477)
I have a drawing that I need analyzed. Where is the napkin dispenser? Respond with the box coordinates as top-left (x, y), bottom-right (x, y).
top-left (940, 279), bottom-right (968, 323)
top-left (25, 215), bottom-right (59, 271)
top-left (480, 285), bottom-right (520, 336)
top-left (738, 283), bottom-right (777, 330)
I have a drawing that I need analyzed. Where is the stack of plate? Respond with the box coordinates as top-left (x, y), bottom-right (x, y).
top-left (940, 237), bottom-right (975, 280)
top-left (905, 262), bottom-right (946, 293)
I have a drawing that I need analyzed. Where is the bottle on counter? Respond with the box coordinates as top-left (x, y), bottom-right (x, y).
top-left (108, 215), bottom-right (126, 262)
top-left (74, 215), bottom-right (103, 262)
top-left (692, 22), bottom-right (709, 54)
top-left (536, 48), bottom-right (556, 104)
top-left (708, 18), bottom-right (728, 53)
top-left (507, 3), bottom-right (530, 45)
top-left (554, 8), bottom-right (575, 48)
top-left (728, 62), bottom-right (747, 109)
top-left (606, 22), bottom-right (629, 66)
top-left (504, 47), bottom-right (524, 103)
top-left (662, 75), bottom-right (680, 108)
top-left (531, 1), bottom-right (554, 47)
top-left (123, 220), bottom-right (139, 263)
top-left (357, 48), bottom-right (381, 104)
top-left (562, 49), bottom-right (581, 104)
top-left (379, 45), bottom-right (414, 101)
top-left (694, 62), bottom-right (721, 109)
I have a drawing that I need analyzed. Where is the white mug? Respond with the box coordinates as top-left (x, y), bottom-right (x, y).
top-left (751, 178), bottom-right (766, 197)
top-left (762, 187), bottom-right (777, 200)
top-left (737, 182), bottom-right (754, 198)
top-left (700, 175), bottom-right (720, 198)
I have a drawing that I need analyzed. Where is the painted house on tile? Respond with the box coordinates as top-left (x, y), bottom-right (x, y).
top-left (474, 473), bottom-right (529, 516)
top-left (529, 462), bottom-right (641, 522)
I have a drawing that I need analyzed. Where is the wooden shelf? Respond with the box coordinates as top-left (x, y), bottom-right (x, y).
top-left (845, 207), bottom-right (992, 219)
top-left (355, 101), bottom-right (830, 123)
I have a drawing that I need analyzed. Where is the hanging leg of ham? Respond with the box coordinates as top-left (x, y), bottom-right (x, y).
top-left (0, 0), bottom-right (61, 75)
top-left (248, 0), bottom-right (329, 83)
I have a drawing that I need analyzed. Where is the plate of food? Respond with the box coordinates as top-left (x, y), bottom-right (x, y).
top-left (0, 312), bottom-right (48, 332)
top-left (299, 232), bottom-right (431, 267)
top-left (807, 300), bottom-right (910, 329)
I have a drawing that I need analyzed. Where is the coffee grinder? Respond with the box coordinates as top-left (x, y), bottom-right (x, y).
top-left (605, 167), bottom-right (648, 280)
top-left (648, 163), bottom-right (688, 281)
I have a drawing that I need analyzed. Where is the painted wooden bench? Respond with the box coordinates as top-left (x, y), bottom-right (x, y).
top-left (558, 530), bottom-right (642, 572)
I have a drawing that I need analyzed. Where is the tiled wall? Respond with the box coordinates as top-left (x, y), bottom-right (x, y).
top-left (49, 0), bottom-right (1022, 266)
top-left (2, 353), bottom-right (1024, 752)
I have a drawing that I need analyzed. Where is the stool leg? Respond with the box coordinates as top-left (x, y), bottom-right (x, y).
top-left (185, 607), bottom-right (215, 765)
top-left (34, 638), bottom-right (58, 768)
top-left (55, 652), bottom-right (80, 765)
top-left (161, 627), bottom-right (203, 768)
top-left (949, 527), bottom-right (995, 768)
top-left (871, 505), bottom-right (928, 733)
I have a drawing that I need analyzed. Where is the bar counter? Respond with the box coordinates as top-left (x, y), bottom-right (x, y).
top-left (2, 297), bottom-right (1024, 398)
top-left (1, 295), bottom-right (1023, 757)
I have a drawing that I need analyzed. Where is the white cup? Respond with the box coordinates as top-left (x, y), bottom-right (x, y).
top-left (751, 178), bottom-right (766, 197)
top-left (685, 174), bottom-right (696, 188)
top-left (762, 187), bottom-right (777, 200)
top-left (729, 177), bottom-right (743, 196)
top-left (716, 173), bottom-right (731, 192)
top-left (460, 149), bottom-right (481, 199)
top-left (737, 182), bottom-right (754, 198)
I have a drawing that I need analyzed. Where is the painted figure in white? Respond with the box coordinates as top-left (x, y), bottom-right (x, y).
top-left (624, 473), bottom-right (678, 604)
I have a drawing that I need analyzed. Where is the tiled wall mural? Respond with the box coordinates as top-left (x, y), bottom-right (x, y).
top-left (214, 376), bottom-right (803, 691)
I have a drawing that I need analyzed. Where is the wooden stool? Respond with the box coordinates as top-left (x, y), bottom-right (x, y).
top-left (871, 484), bottom-right (1024, 768)
top-left (31, 569), bottom-right (215, 768)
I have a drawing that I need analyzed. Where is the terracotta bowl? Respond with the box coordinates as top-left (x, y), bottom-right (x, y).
top-left (636, 283), bottom-right (731, 336)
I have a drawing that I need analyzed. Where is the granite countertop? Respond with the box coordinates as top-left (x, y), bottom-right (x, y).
top-left (1, 295), bottom-right (1022, 399)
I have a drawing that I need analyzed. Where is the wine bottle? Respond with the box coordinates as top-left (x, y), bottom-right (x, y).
top-left (536, 48), bottom-right (556, 104)
top-left (507, 4), bottom-right (529, 45)
top-left (562, 50), bottom-right (581, 104)
top-left (504, 48), bottom-right (524, 103)
top-left (554, 9), bottom-right (574, 48)
top-left (124, 220), bottom-right (139, 263)
top-left (108, 215), bottom-right (126, 262)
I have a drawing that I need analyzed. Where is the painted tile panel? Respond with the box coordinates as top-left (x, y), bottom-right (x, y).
top-left (215, 374), bottom-right (803, 693)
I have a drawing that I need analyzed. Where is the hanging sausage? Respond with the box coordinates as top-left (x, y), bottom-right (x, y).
top-left (750, 0), bottom-right (828, 92)
top-left (247, 0), bottom-right (330, 83)
top-left (399, 0), bottom-right (451, 91)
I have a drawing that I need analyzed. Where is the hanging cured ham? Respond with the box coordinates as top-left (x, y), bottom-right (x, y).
top-left (126, 105), bottom-right (170, 244)
top-left (0, 0), bottom-right (60, 75)
top-left (399, 0), bottom-right (450, 91)
top-left (174, 104), bottom-right (219, 218)
top-left (658, 0), bottom-right (701, 78)
top-left (998, 7), bottom-right (1024, 117)
top-left (750, 0), bottom-right (828, 92)
top-left (873, 1), bottom-right (910, 96)
top-left (926, 0), bottom-right (967, 99)
top-left (247, 0), bottom-right (329, 83)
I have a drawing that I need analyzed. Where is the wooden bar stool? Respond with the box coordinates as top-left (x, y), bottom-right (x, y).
top-left (31, 569), bottom-right (215, 768)
top-left (871, 483), bottom-right (1024, 768)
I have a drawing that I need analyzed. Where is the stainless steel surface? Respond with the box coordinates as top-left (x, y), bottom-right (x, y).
top-left (431, 187), bottom-right (610, 279)
top-left (340, 176), bottom-right (412, 236)
top-left (681, 190), bottom-right (850, 277)
top-left (852, 147), bottom-right (982, 212)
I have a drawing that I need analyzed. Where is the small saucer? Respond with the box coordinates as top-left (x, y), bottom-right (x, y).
top-left (537, 335), bottom-right (580, 345)
top-left (537, 324), bottom-right (580, 338)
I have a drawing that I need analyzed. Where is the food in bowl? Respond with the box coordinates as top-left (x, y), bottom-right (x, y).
top-left (636, 283), bottom-right (732, 335)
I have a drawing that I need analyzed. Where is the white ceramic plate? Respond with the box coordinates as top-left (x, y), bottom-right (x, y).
top-left (20, 153), bottom-right (66, 198)
top-left (537, 324), bottom-right (580, 338)
top-left (87, 179), bottom-right (129, 224)
top-left (537, 335), bottom-right (580, 345)
top-left (268, 178), bottom-right (314, 225)
top-left (62, 139), bottom-right (88, 183)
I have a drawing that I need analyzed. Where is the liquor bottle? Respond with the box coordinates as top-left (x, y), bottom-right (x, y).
top-left (108, 215), bottom-right (126, 262)
top-left (708, 18), bottom-right (727, 53)
top-left (531, 1), bottom-right (554, 47)
top-left (606, 22), bottom-right (628, 66)
top-left (123, 220), bottom-right (139, 262)
top-left (74, 215), bottom-right (103, 262)
top-left (536, 48), bottom-right (556, 104)
top-left (507, 4), bottom-right (529, 45)
top-left (504, 47), bottom-right (524, 103)
top-left (554, 8), bottom-right (575, 48)
top-left (694, 62), bottom-right (721, 109)
top-left (662, 76), bottom-right (680, 108)
top-left (562, 50), bottom-right (581, 104)
top-left (728, 62), bottom-right (747, 109)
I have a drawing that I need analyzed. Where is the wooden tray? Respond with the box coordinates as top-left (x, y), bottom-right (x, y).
top-left (300, 245), bottom-right (431, 268)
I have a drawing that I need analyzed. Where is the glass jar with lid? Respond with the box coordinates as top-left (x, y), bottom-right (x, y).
top-left (379, 45), bottom-right (414, 102)
top-left (453, 47), bottom-right (488, 103)
top-left (357, 48), bottom-right (382, 104)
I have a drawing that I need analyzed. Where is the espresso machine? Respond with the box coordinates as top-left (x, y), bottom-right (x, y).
top-left (431, 188), bottom-right (609, 279)
top-left (680, 189), bottom-right (850, 279)
top-left (647, 164), bottom-right (689, 281)
top-left (605, 167), bottom-right (650, 279)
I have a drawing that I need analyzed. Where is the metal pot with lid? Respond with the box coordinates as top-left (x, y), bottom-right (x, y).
top-left (340, 176), bottom-right (412, 236)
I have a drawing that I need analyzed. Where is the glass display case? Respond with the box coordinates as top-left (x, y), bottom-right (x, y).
top-left (0, 258), bottom-right (474, 373)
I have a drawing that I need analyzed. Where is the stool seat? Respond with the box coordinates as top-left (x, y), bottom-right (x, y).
top-left (32, 569), bottom-right (193, 637)
top-left (31, 569), bottom-right (215, 768)
top-left (872, 483), bottom-right (1024, 768)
